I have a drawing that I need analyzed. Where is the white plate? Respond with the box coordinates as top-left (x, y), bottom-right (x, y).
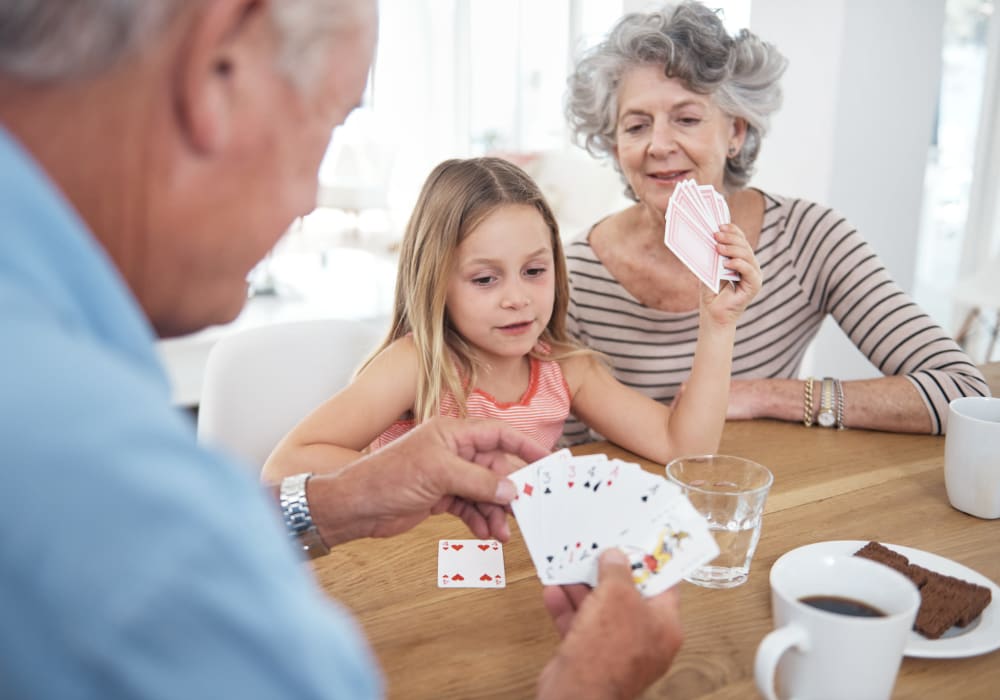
top-left (780, 540), bottom-right (1000, 659)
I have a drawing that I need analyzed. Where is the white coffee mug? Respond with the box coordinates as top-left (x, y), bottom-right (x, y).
top-left (754, 549), bottom-right (920, 700)
top-left (944, 396), bottom-right (1000, 519)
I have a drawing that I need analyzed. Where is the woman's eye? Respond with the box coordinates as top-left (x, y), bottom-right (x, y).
top-left (677, 116), bottom-right (702, 126)
top-left (623, 123), bottom-right (646, 134)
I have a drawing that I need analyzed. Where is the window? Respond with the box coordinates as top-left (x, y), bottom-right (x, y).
top-left (914, 0), bottom-right (995, 339)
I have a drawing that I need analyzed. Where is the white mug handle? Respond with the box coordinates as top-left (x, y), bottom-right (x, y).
top-left (754, 624), bottom-right (810, 700)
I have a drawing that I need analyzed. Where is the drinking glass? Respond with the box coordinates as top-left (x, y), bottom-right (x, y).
top-left (665, 454), bottom-right (773, 588)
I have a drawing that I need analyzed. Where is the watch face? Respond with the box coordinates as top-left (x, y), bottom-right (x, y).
top-left (818, 411), bottom-right (836, 428)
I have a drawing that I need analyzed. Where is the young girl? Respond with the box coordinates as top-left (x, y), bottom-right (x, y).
top-left (263, 157), bottom-right (761, 481)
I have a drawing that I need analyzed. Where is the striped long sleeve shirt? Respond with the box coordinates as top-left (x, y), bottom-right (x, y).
top-left (564, 190), bottom-right (988, 440)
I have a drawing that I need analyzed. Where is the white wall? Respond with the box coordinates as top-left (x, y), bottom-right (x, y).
top-left (751, 0), bottom-right (946, 379)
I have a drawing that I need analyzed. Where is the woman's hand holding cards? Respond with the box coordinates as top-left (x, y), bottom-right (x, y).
top-left (701, 223), bottom-right (762, 327)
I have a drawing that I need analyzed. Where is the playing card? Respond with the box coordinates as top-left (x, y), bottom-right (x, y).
top-left (437, 539), bottom-right (506, 588)
top-left (617, 493), bottom-right (720, 596)
top-left (665, 194), bottom-right (723, 293)
top-left (664, 179), bottom-right (740, 290)
top-left (508, 449), bottom-right (572, 574)
top-left (510, 452), bottom-right (719, 596)
top-left (676, 180), bottom-right (718, 235)
top-left (701, 185), bottom-right (740, 283)
top-left (539, 459), bottom-right (614, 583)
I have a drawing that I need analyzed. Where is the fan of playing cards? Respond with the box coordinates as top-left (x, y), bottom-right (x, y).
top-left (508, 450), bottom-right (720, 597)
top-left (664, 179), bottom-right (740, 293)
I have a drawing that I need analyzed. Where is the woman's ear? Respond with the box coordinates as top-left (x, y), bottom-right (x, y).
top-left (171, 0), bottom-right (268, 155)
top-left (729, 116), bottom-right (748, 153)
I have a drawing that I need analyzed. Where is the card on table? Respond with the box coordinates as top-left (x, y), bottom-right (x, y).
top-left (509, 453), bottom-right (719, 596)
top-left (437, 539), bottom-right (506, 588)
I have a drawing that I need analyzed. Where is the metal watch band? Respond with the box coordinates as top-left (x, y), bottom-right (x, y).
top-left (818, 377), bottom-right (836, 428)
top-left (279, 473), bottom-right (330, 559)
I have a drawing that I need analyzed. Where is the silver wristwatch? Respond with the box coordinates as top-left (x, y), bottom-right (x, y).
top-left (279, 473), bottom-right (330, 559)
top-left (817, 377), bottom-right (837, 428)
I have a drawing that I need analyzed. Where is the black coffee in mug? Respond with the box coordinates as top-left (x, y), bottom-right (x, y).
top-left (799, 595), bottom-right (886, 618)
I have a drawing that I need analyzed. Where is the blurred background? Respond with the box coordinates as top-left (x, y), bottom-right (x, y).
top-left (162, 0), bottom-right (1000, 407)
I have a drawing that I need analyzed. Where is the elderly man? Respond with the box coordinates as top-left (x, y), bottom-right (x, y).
top-left (0, 1), bottom-right (682, 698)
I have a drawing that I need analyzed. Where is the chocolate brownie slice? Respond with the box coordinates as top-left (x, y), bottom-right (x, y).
top-left (853, 541), bottom-right (993, 639)
top-left (854, 541), bottom-right (911, 576)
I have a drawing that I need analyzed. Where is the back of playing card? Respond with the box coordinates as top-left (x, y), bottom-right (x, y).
top-left (664, 180), bottom-right (740, 290)
top-left (665, 195), bottom-right (722, 294)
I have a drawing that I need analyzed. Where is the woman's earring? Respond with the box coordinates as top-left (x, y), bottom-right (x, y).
top-left (727, 146), bottom-right (738, 157)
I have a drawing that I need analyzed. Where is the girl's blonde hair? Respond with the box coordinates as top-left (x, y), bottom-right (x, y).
top-left (364, 156), bottom-right (586, 422)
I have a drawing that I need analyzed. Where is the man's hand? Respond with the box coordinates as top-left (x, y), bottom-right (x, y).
top-left (305, 417), bottom-right (548, 547)
top-left (537, 549), bottom-right (683, 700)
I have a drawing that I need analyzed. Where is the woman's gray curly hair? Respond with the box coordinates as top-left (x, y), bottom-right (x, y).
top-left (566, 1), bottom-right (788, 195)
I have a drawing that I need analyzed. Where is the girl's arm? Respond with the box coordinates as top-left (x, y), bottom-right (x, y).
top-left (564, 317), bottom-right (735, 465)
top-left (565, 225), bottom-right (762, 464)
top-left (261, 337), bottom-right (420, 482)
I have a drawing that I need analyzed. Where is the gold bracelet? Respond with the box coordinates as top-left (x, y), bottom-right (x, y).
top-left (803, 377), bottom-right (816, 427)
top-left (834, 378), bottom-right (845, 430)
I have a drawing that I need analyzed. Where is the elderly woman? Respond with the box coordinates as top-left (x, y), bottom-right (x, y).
top-left (562, 1), bottom-right (988, 441)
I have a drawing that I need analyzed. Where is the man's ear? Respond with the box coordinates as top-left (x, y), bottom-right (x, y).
top-left (172, 0), bottom-right (269, 155)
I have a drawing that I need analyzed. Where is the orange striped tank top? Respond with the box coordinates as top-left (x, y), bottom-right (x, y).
top-left (371, 356), bottom-right (571, 450)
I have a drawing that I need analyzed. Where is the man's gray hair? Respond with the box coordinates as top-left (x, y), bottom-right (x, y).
top-left (566, 1), bottom-right (788, 194)
top-left (0, 0), bottom-right (361, 89)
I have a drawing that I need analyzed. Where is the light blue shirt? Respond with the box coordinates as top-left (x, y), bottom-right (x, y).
top-left (0, 126), bottom-right (381, 699)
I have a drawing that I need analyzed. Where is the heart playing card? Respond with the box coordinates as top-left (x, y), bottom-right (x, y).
top-left (437, 539), bottom-right (506, 588)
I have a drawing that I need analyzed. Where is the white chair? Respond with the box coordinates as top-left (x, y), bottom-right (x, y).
top-left (197, 318), bottom-right (385, 470)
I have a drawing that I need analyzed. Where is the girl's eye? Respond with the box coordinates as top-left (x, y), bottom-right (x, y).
top-left (524, 266), bottom-right (547, 278)
top-left (471, 275), bottom-right (496, 286)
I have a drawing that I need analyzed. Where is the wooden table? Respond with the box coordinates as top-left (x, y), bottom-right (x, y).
top-left (313, 415), bottom-right (1000, 698)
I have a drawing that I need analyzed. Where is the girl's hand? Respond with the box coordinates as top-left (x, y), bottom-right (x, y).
top-left (700, 223), bottom-right (762, 326)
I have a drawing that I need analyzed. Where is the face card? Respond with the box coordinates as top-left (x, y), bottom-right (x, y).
top-left (437, 539), bottom-right (506, 588)
top-left (617, 495), bottom-right (719, 596)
